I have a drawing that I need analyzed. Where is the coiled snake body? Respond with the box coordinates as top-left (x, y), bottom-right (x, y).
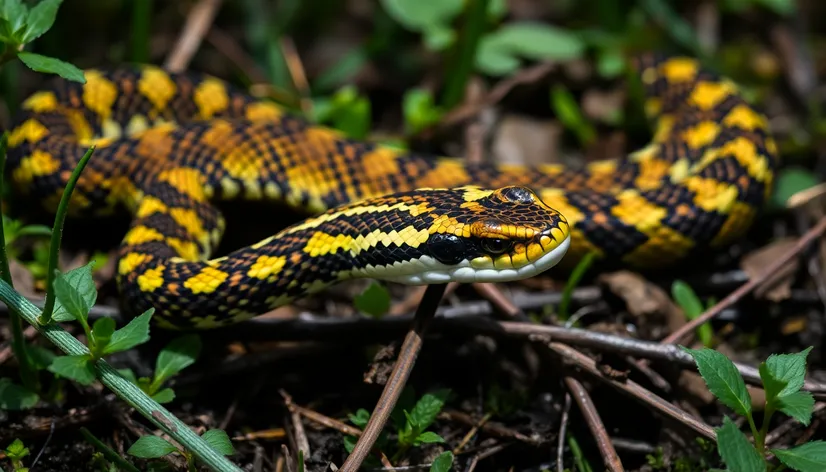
top-left (6, 53), bottom-right (778, 330)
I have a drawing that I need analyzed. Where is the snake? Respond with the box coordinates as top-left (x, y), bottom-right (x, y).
top-left (4, 53), bottom-right (778, 330)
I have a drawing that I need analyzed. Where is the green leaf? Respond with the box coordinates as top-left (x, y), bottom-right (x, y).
top-left (153, 334), bottom-right (202, 385)
top-left (20, 0), bottom-right (62, 43)
top-left (771, 166), bottom-right (820, 208)
top-left (716, 416), bottom-right (766, 472)
top-left (151, 388), bottom-right (176, 404)
top-left (551, 84), bottom-right (596, 146)
top-left (755, 0), bottom-right (797, 17)
top-left (91, 316), bottom-right (116, 353)
top-left (681, 347), bottom-right (752, 416)
top-left (475, 22), bottom-right (585, 77)
top-left (772, 440), bottom-right (826, 471)
top-left (671, 280), bottom-right (713, 346)
top-left (27, 345), bottom-right (56, 370)
top-left (127, 435), bottom-right (178, 459)
top-left (348, 408), bottom-right (371, 429)
top-left (48, 354), bottom-right (96, 385)
top-left (403, 88), bottom-right (443, 135)
top-left (0, 378), bottom-right (39, 410)
top-left (596, 47), bottom-right (626, 79)
top-left (201, 429), bottom-right (235, 456)
top-left (671, 280), bottom-right (704, 318)
top-left (408, 389), bottom-right (450, 431)
top-left (765, 347), bottom-right (812, 397)
top-left (475, 43), bottom-right (521, 76)
top-left (52, 270), bottom-right (91, 323)
top-left (354, 281), bottom-right (391, 318)
top-left (14, 224), bottom-right (52, 238)
top-left (17, 52), bottom-right (86, 83)
top-left (103, 309), bottom-right (153, 354)
top-left (51, 262), bottom-right (97, 322)
top-left (422, 23), bottom-right (455, 51)
top-left (415, 431), bottom-right (445, 444)
top-left (379, 0), bottom-right (464, 32)
top-left (759, 361), bottom-right (788, 406)
top-left (4, 438), bottom-right (30, 459)
top-left (343, 435), bottom-right (357, 454)
top-left (776, 391), bottom-right (815, 426)
top-left (430, 451), bottom-right (454, 472)
top-left (1, 0), bottom-right (28, 37)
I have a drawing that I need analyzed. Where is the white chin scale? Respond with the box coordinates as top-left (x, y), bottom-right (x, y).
top-left (375, 233), bottom-right (572, 285)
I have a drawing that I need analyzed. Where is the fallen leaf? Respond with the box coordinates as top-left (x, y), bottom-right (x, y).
top-left (741, 238), bottom-right (799, 302)
top-left (598, 271), bottom-right (686, 336)
top-left (492, 114), bottom-right (563, 166)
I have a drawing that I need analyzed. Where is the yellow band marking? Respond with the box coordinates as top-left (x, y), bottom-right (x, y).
top-left (247, 255), bottom-right (287, 280)
top-left (183, 266), bottom-right (229, 294)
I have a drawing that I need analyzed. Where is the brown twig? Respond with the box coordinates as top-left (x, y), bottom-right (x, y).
top-left (339, 283), bottom-right (447, 471)
top-left (662, 215), bottom-right (826, 345)
top-left (557, 394), bottom-right (572, 472)
top-left (165, 0), bottom-right (223, 72)
top-left (439, 410), bottom-right (540, 446)
top-left (464, 442), bottom-right (509, 472)
top-left (452, 412), bottom-right (491, 454)
top-left (543, 340), bottom-right (717, 440)
top-left (280, 391), bottom-right (310, 465)
top-left (564, 376), bottom-right (624, 471)
top-left (499, 321), bottom-right (826, 396)
top-left (415, 62), bottom-right (557, 139)
top-left (205, 27), bottom-right (270, 83)
top-left (279, 36), bottom-right (313, 116)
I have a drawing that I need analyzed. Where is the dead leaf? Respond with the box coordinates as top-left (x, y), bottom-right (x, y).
top-left (741, 238), bottom-right (799, 302)
top-left (8, 259), bottom-right (37, 299)
top-left (598, 271), bottom-right (686, 336)
top-left (492, 114), bottom-right (562, 166)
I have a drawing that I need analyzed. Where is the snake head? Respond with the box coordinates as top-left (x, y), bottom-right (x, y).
top-left (379, 185), bottom-right (571, 285)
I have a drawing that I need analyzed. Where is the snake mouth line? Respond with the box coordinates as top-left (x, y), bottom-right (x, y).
top-left (376, 229), bottom-right (572, 285)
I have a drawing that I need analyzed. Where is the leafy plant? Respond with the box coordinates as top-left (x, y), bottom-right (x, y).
top-left (118, 334), bottom-right (203, 404)
top-left (3, 438), bottom-right (30, 472)
top-left (671, 280), bottom-right (714, 347)
top-left (346, 387), bottom-right (451, 462)
top-left (354, 281), bottom-right (392, 318)
top-left (683, 346), bottom-right (826, 471)
top-left (0, 0), bottom-right (84, 80)
top-left (128, 429), bottom-right (236, 472)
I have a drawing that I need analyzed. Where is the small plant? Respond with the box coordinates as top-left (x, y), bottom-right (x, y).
top-left (430, 450), bottom-right (454, 472)
top-left (672, 280), bottom-right (714, 347)
top-left (0, 0), bottom-right (85, 80)
top-left (354, 281), bottom-right (392, 318)
top-left (128, 429), bottom-right (236, 471)
top-left (3, 438), bottom-right (30, 472)
top-left (118, 334), bottom-right (202, 404)
top-left (346, 387), bottom-right (451, 464)
top-left (45, 261), bottom-right (156, 386)
top-left (683, 346), bottom-right (826, 471)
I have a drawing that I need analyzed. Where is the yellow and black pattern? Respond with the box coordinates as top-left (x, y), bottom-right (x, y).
top-left (5, 53), bottom-right (779, 329)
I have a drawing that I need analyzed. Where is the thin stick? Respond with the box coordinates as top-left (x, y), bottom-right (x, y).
top-left (564, 376), bottom-right (624, 471)
top-left (338, 284), bottom-right (447, 472)
top-left (164, 0), bottom-right (223, 72)
top-left (545, 341), bottom-right (717, 440)
top-left (662, 215), bottom-right (826, 345)
top-left (499, 321), bottom-right (826, 396)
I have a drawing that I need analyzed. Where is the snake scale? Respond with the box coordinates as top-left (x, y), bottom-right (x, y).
top-left (5, 53), bottom-right (778, 330)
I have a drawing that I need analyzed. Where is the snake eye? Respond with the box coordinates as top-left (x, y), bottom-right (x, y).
top-left (499, 186), bottom-right (535, 204)
top-left (481, 238), bottom-right (513, 255)
top-left (427, 234), bottom-right (466, 265)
